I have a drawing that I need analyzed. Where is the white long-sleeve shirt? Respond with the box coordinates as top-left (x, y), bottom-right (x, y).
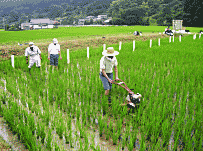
top-left (25, 45), bottom-right (41, 59)
top-left (48, 43), bottom-right (60, 54)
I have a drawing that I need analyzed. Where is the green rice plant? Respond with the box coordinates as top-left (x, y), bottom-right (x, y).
top-left (112, 125), bottom-right (118, 145)
top-left (81, 118), bottom-right (86, 139)
top-left (98, 114), bottom-right (104, 137)
top-left (46, 127), bottom-right (52, 150)
top-left (84, 133), bottom-right (89, 150)
top-left (106, 119), bottom-right (112, 141)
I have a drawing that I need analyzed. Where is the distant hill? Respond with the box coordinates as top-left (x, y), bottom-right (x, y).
top-left (0, 0), bottom-right (114, 17)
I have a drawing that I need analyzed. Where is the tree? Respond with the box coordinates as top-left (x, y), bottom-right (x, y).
top-left (182, 0), bottom-right (203, 27)
top-left (90, 18), bottom-right (93, 24)
top-left (139, 2), bottom-right (150, 25)
top-left (5, 24), bottom-right (9, 31)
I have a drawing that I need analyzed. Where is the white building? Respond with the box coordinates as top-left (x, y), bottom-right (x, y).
top-left (21, 19), bottom-right (56, 30)
top-left (85, 16), bottom-right (95, 21)
top-left (97, 15), bottom-right (107, 20)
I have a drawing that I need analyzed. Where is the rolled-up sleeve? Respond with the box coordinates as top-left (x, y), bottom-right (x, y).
top-left (25, 48), bottom-right (28, 56)
top-left (100, 57), bottom-right (105, 70)
top-left (58, 45), bottom-right (60, 52)
top-left (48, 44), bottom-right (51, 53)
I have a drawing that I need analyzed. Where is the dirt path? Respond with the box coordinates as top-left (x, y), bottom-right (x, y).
top-left (0, 32), bottom-right (181, 61)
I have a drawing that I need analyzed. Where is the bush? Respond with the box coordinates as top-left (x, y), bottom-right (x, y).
top-left (5, 24), bottom-right (9, 31)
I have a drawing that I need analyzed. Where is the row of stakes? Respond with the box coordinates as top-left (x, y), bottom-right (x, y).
top-left (10, 33), bottom-right (201, 68)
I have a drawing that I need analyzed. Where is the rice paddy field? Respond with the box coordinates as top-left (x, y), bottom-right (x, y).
top-left (0, 26), bottom-right (203, 150)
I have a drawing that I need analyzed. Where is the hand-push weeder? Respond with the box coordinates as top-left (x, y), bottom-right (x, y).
top-left (112, 79), bottom-right (142, 113)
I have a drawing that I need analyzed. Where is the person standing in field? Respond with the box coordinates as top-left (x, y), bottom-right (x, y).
top-left (25, 42), bottom-right (42, 75)
top-left (48, 38), bottom-right (62, 70)
top-left (99, 47), bottom-right (119, 104)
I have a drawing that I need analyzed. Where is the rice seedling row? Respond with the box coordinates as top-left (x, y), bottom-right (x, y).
top-left (0, 34), bottom-right (202, 150)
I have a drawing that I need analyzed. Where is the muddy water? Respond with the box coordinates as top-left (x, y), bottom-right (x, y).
top-left (0, 82), bottom-right (29, 151)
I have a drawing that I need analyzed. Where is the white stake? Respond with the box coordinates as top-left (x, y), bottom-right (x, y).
top-left (179, 35), bottom-right (181, 42)
top-left (133, 40), bottom-right (135, 51)
top-left (119, 41), bottom-right (122, 51)
top-left (67, 49), bottom-right (70, 64)
top-left (158, 38), bottom-right (160, 46)
top-left (11, 55), bottom-right (14, 68)
top-left (199, 33), bottom-right (201, 39)
top-left (150, 39), bottom-right (152, 48)
top-left (103, 44), bottom-right (106, 52)
top-left (169, 36), bottom-right (171, 43)
top-left (87, 47), bottom-right (89, 59)
top-left (173, 35), bottom-right (174, 42)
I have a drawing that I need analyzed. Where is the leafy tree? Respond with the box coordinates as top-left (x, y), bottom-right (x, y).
top-left (5, 24), bottom-right (9, 31)
top-left (90, 18), bottom-right (93, 24)
top-left (182, 0), bottom-right (203, 27)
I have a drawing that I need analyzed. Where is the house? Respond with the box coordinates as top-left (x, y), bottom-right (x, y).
top-left (21, 18), bottom-right (56, 30)
top-left (103, 19), bottom-right (112, 25)
top-left (21, 23), bottom-right (31, 30)
top-left (78, 19), bottom-right (85, 25)
top-left (85, 16), bottom-right (95, 21)
top-left (97, 15), bottom-right (107, 20)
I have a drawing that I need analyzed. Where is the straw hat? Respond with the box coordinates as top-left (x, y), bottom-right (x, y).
top-left (102, 47), bottom-right (119, 56)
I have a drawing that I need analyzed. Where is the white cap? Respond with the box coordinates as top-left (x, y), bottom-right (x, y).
top-left (53, 38), bottom-right (58, 44)
top-left (29, 42), bottom-right (34, 45)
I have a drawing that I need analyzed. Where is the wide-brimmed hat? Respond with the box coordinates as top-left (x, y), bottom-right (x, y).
top-left (102, 47), bottom-right (119, 56)
top-left (53, 38), bottom-right (58, 44)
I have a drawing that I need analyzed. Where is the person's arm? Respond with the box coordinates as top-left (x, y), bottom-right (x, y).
top-left (114, 58), bottom-right (118, 80)
top-left (58, 45), bottom-right (61, 58)
top-left (100, 57), bottom-right (110, 81)
top-left (114, 66), bottom-right (118, 79)
top-left (38, 47), bottom-right (42, 59)
top-left (102, 69), bottom-right (110, 81)
top-left (48, 44), bottom-right (51, 58)
top-left (26, 56), bottom-right (28, 63)
top-left (25, 49), bottom-right (28, 63)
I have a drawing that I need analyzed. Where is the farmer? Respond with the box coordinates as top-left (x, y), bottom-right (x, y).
top-left (99, 47), bottom-right (119, 104)
top-left (48, 38), bottom-right (62, 70)
top-left (25, 42), bottom-right (42, 75)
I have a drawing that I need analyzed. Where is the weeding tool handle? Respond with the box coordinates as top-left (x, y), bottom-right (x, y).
top-left (112, 79), bottom-right (134, 94)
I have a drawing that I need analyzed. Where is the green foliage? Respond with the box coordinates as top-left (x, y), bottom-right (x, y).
top-left (90, 18), bottom-right (93, 24)
top-left (149, 17), bottom-right (158, 26)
